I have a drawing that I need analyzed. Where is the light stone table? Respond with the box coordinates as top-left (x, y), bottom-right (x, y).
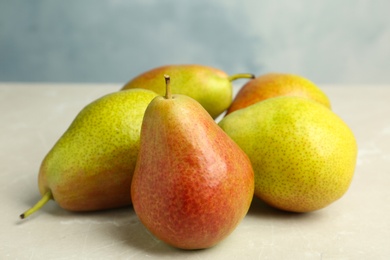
top-left (1, 83), bottom-right (389, 259)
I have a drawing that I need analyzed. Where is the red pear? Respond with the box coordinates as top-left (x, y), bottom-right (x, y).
top-left (227, 73), bottom-right (331, 115)
top-left (131, 75), bottom-right (254, 249)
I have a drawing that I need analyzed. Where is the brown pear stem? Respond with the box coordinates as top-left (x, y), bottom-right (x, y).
top-left (228, 73), bottom-right (255, 82)
top-left (19, 190), bottom-right (53, 219)
top-left (164, 74), bottom-right (172, 99)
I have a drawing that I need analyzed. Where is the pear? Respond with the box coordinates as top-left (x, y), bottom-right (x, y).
top-left (131, 75), bottom-right (254, 249)
top-left (219, 96), bottom-right (357, 212)
top-left (20, 89), bottom-right (158, 219)
top-left (226, 73), bottom-right (331, 115)
top-left (121, 64), bottom-right (254, 119)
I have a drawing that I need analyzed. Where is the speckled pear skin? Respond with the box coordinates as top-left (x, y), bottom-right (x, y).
top-left (38, 89), bottom-right (158, 211)
top-left (219, 97), bottom-right (357, 212)
top-left (131, 94), bottom-right (254, 250)
top-left (227, 73), bottom-right (331, 115)
top-left (121, 64), bottom-right (232, 119)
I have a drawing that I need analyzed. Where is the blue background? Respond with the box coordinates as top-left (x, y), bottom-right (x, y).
top-left (1, 0), bottom-right (389, 84)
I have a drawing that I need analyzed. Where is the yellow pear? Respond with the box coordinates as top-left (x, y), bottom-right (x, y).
top-left (219, 96), bottom-right (357, 212)
top-left (20, 89), bottom-right (158, 219)
top-left (121, 64), bottom-right (254, 119)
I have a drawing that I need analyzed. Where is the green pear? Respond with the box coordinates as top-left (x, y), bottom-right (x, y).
top-left (20, 89), bottom-right (158, 219)
top-left (219, 96), bottom-right (357, 212)
top-left (131, 76), bottom-right (254, 249)
top-left (226, 73), bottom-right (331, 115)
top-left (121, 64), bottom-right (254, 119)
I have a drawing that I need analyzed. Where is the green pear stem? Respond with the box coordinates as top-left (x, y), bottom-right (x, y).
top-left (228, 73), bottom-right (255, 82)
top-left (164, 74), bottom-right (172, 99)
top-left (19, 190), bottom-right (53, 219)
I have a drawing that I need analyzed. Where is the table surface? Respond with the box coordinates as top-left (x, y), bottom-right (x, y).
top-left (1, 83), bottom-right (389, 259)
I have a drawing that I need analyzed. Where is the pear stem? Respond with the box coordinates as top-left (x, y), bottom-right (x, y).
top-left (19, 190), bottom-right (53, 219)
top-left (164, 74), bottom-right (172, 99)
top-left (228, 73), bottom-right (255, 82)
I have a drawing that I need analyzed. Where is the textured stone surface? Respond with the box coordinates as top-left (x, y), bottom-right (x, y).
top-left (1, 83), bottom-right (390, 258)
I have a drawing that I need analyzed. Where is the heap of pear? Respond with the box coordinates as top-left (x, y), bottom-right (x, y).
top-left (19, 65), bottom-right (358, 250)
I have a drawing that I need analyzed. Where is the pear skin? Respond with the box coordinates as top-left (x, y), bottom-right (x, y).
top-left (20, 89), bottom-right (158, 219)
top-left (121, 64), bottom-right (254, 119)
top-left (226, 73), bottom-right (331, 115)
top-left (131, 76), bottom-right (254, 249)
top-left (219, 96), bottom-right (357, 212)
